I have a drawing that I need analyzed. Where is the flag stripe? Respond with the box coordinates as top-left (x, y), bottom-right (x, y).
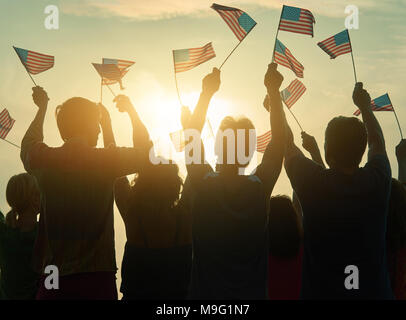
top-left (174, 42), bottom-right (216, 73)
top-left (281, 79), bottom-right (306, 108)
top-left (0, 109), bottom-right (15, 139)
top-left (256, 130), bottom-right (272, 153)
top-left (274, 40), bottom-right (304, 78)
top-left (353, 94), bottom-right (393, 116)
top-left (278, 6), bottom-right (315, 37)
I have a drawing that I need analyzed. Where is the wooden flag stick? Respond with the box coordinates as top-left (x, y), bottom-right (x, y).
top-left (172, 51), bottom-right (183, 106)
top-left (285, 104), bottom-right (304, 132)
top-left (13, 46), bottom-right (37, 87)
top-left (219, 25), bottom-right (257, 70)
top-left (1, 138), bottom-right (20, 149)
top-left (347, 30), bottom-right (358, 83)
top-left (272, 6), bottom-right (284, 62)
top-left (388, 95), bottom-right (403, 140)
top-left (106, 84), bottom-right (117, 97)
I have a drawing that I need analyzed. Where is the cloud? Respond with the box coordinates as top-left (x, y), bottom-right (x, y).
top-left (61, 0), bottom-right (384, 20)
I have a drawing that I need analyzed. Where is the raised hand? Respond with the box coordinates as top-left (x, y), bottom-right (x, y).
top-left (264, 63), bottom-right (283, 92)
top-left (113, 94), bottom-right (134, 113)
top-left (202, 67), bottom-right (221, 96)
top-left (352, 82), bottom-right (371, 111)
top-left (181, 106), bottom-right (192, 130)
top-left (301, 132), bottom-right (319, 155)
top-left (32, 86), bottom-right (49, 110)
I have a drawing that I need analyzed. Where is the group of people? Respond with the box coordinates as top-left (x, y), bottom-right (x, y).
top-left (0, 63), bottom-right (405, 300)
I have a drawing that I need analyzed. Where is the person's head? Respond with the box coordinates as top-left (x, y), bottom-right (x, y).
top-left (56, 97), bottom-right (101, 146)
top-left (268, 195), bottom-right (303, 258)
top-left (324, 116), bottom-right (367, 171)
top-left (6, 173), bottom-right (40, 228)
top-left (130, 158), bottom-right (183, 209)
top-left (215, 116), bottom-right (256, 173)
top-left (387, 179), bottom-right (406, 252)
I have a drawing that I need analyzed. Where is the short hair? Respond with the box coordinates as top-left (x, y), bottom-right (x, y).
top-left (55, 97), bottom-right (100, 142)
top-left (215, 116), bottom-right (255, 168)
top-left (268, 195), bottom-right (302, 258)
top-left (325, 116), bottom-right (367, 168)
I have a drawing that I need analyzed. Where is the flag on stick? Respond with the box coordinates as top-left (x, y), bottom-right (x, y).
top-left (278, 5), bottom-right (315, 37)
top-left (281, 79), bottom-right (306, 108)
top-left (13, 46), bottom-right (54, 86)
top-left (173, 42), bottom-right (216, 73)
top-left (256, 130), bottom-right (272, 153)
top-left (92, 63), bottom-right (123, 97)
top-left (353, 93), bottom-right (402, 139)
top-left (274, 39), bottom-right (304, 78)
top-left (211, 3), bottom-right (257, 69)
top-left (317, 30), bottom-right (352, 59)
top-left (102, 58), bottom-right (134, 86)
top-left (0, 108), bottom-right (15, 139)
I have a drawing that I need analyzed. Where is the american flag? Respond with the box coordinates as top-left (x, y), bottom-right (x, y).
top-left (211, 3), bottom-right (257, 41)
top-left (281, 79), bottom-right (306, 108)
top-left (102, 58), bottom-right (134, 85)
top-left (0, 109), bottom-right (15, 139)
top-left (279, 5), bottom-right (315, 37)
top-left (274, 39), bottom-right (304, 78)
top-left (256, 130), bottom-right (272, 153)
top-left (92, 63), bottom-right (123, 83)
top-left (354, 93), bottom-right (394, 116)
top-left (13, 46), bottom-right (54, 75)
top-left (170, 130), bottom-right (186, 152)
top-left (317, 30), bottom-right (352, 59)
top-left (173, 42), bottom-right (216, 73)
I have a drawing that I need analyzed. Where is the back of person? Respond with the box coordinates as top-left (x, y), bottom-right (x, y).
top-left (190, 172), bottom-right (269, 299)
top-left (268, 196), bottom-right (303, 300)
top-left (302, 163), bottom-right (392, 298)
top-left (0, 174), bottom-right (40, 300)
top-left (115, 161), bottom-right (192, 300)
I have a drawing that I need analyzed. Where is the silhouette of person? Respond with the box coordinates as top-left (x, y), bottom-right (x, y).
top-left (184, 63), bottom-right (286, 299)
top-left (113, 95), bottom-right (192, 300)
top-left (21, 87), bottom-right (148, 300)
top-left (284, 83), bottom-right (393, 299)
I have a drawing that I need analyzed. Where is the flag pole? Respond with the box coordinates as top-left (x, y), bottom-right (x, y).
top-left (219, 24), bottom-right (257, 70)
top-left (272, 5), bottom-right (284, 62)
top-left (13, 46), bottom-right (37, 87)
top-left (1, 138), bottom-right (20, 149)
top-left (347, 30), bottom-right (358, 83)
top-left (106, 84), bottom-right (116, 97)
top-left (285, 103), bottom-right (304, 132)
top-left (172, 51), bottom-right (183, 106)
top-left (388, 95), bottom-right (403, 140)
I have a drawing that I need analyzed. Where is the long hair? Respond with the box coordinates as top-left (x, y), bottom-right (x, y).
top-left (268, 195), bottom-right (303, 259)
top-left (5, 173), bottom-right (39, 228)
top-left (129, 158), bottom-right (183, 214)
top-left (387, 179), bottom-right (406, 252)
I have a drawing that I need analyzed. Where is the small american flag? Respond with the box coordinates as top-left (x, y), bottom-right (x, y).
top-left (354, 93), bottom-right (393, 116)
top-left (92, 63), bottom-right (123, 83)
top-left (170, 130), bottom-right (186, 152)
top-left (102, 58), bottom-right (134, 85)
top-left (13, 46), bottom-right (54, 75)
top-left (281, 79), bottom-right (306, 108)
top-left (211, 3), bottom-right (257, 42)
top-left (279, 5), bottom-right (315, 37)
top-left (317, 30), bottom-right (352, 59)
top-left (0, 109), bottom-right (15, 139)
top-left (274, 39), bottom-right (304, 78)
top-left (173, 42), bottom-right (216, 73)
top-left (256, 130), bottom-right (272, 153)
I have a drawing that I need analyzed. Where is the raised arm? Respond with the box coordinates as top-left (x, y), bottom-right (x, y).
top-left (184, 68), bottom-right (220, 182)
top-left (99, 104), bottom-right (116, 147)
top-left (114, 95), bottom-right (152, 151)
top-left (255, 63), bottom-right (286, 195)
top-left (396, 139), bottom-right (406, 183)
top-left (301, 132), bottom-right (326, 168)
top-left (20, 86), bottom-right (49, 172)
top-left (353, 82), bottom-right (386, 159)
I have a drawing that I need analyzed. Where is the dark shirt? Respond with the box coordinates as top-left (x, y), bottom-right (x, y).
top-left (285, 153), bottom-right (393, 299)
top-left (0, 211), bottom-right (39, 300)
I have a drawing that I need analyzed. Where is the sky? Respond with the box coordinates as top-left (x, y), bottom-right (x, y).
top-left (0, 0), bottom-right (405, 295)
